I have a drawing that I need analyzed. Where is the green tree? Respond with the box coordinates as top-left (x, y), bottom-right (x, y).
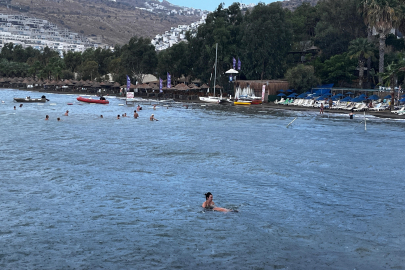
top-left (360, 0), bottom-right (404, 84)
top-left (313, 53), bottom-right (357, 86)
top-left (285, 64), bottom-right (320, 93)
top-left (121, 36), bottom-right (157, 83)
top-left (157, 41), bottom-right (190, 83)
top-left (348, 38), bottom-right (376, 88)
top-left (315, 0), bottom-right (367, 60)
top-left (63, 51), bottom-right (83, 73)
top-left (241, 3), bottom-right (292, 80)
top-left (79, 60), bottom-right (99, 81)
top-left (381, 57), bottom-right (405, 109)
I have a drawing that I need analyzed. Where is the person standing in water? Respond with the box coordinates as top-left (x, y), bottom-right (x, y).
top-left (150, 114), bottom-right (158, 121)
top-left (202, 192), bottom-right (231, 212)
top-left (134, 110), bottom-right (139, 119)
top-left (45, 115), bottom-right (49, 120)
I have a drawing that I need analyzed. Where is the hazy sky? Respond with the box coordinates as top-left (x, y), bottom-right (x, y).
top-left (168, 0), bottom-right (280, 12)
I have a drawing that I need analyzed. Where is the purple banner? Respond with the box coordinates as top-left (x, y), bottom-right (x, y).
top-left (159, 78), bottom-right (163, 92)
top-left (167, 72), bottom-right (171, 88)
top-left (232, 57), bottom-right (236, 69)
top-left (126, 75), bottom-right (130, 90)
top-left (237, 58), bottom-right (241, 70)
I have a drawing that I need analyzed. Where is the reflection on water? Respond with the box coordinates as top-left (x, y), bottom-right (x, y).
top-left (1, 89), bottom-right (405, 269)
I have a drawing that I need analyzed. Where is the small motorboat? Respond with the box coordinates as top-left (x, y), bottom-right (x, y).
top-left (14, 96), bottom-right (48, 103)
top-left (77, 96), bottom-right (109, 104)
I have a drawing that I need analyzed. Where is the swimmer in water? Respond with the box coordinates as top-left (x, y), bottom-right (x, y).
top-left (100, 115), bottom-right (103, 118)
top-left (45, 115), bottom-right (49, 120)
top-left (117, 115), bottom-right (120, 119)
top-left (14, 106), bottom-right (16, 110)
top-left (153, 104), bottom-right (156, 110)
top-left (150, 114), bottom-right (158, 121)
top-left (57, 117), bottom-right (61, 121)
top-left (64, 110), bottom-right (69, 116)
top-left (202, 192), bottom-right (231, 212)
top-left (134, 110), bottom-right (139, 119)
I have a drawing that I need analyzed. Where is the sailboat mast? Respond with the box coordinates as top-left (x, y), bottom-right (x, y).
top-left (214, 43), bottom-right (217, 96)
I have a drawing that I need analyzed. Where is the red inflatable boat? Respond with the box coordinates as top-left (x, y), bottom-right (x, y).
top-left (77, 96), bottom-right (109, 104)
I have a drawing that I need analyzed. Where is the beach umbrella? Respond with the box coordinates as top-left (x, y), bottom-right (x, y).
top-left (352, 97), bottom-right (365, 102)
top-left (287, 93), bottom-right (297, 98)
top-left (368, 95), bottom-right (379, 100)
top-left (297, 93), bottom-right (307, 98)
top-left (278, 89), bottom-right (285, 92)
top-left (305, 96), bottom-right (313, 99)
top-left (345, 91), bottom-right (354, 95)
top-left (277, 93), bottom-right (286, 97)
top-left (400, 98), bottom-right (405, 102)
top-left (334, 93), bottom-right (344, 97)
top-left (331, 96), bottom-right (340, 101)
top-left (383, 95), bottom-right (391, 99)
top-left (341, 96), bottom-right (352, 102)
top-left (316, 96), bottom-right (327, 100)
top-left (286, 89), bottom-right (293, 93)
top-left (323, 93), bottom-right (332, 96)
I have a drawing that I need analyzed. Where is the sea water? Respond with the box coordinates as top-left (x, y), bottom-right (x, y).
top-left (0, 89), bottom-right (404, 269)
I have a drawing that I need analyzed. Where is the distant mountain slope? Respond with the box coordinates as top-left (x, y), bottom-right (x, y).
top-left (0, 0), bottom-right (204, 46)
top-left (281, 0), bottom-right (319, 10)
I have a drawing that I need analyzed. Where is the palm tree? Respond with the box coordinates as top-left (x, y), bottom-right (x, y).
top-left (360, 0), bottom-right (402, 84)
top-left (348, 38), bottom-right (375, 88)
top-left (381, 58), bottom-right (405, 110)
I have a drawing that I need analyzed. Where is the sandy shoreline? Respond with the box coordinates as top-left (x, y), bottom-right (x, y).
top-left (6, 87), bottom-right (405, 120)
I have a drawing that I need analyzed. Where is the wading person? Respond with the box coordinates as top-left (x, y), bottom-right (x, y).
top-left (150, 114), bottom-right (158, 121)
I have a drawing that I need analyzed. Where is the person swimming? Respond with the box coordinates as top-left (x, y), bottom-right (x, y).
top-left (202, 192), bottom-right (231, 212)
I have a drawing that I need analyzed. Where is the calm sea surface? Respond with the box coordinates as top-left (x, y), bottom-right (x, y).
top-left (0, 89), bottom-right (404, 269)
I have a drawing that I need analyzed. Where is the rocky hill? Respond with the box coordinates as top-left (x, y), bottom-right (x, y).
top-left (0, 0), bottom-right (205, 46)
top-left (281, 0), bottom-right (319, 10)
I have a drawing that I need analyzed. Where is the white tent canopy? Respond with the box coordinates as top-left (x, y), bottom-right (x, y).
top-left (225, 68), bottom-right (239, 74)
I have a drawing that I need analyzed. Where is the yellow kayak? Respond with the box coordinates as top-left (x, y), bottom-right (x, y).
top-left (234, 100), bottom-right (252, 105)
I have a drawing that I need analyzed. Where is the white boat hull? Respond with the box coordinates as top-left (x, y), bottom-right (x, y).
top-left (199, 97), bottom-right (226, 104)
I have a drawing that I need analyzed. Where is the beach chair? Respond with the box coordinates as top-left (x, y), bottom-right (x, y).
top-left (353, 103), bottom-right (367, 111)
top-left (391, 106), bottom-right (405, 114)
top-left (303, 100), bottom-right (314, 107)
top-left (274, 98), bottom-right (284, 105)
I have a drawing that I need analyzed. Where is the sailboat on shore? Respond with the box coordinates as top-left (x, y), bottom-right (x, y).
top-left (199, 43), bottom-right (226, 104)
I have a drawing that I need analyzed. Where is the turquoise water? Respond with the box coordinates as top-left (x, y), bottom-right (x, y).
top-left (1, 89), bottom-right (405, 269)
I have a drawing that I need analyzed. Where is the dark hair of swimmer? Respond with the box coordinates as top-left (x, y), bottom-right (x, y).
top-left (205, 192), bottom-right (212, 199)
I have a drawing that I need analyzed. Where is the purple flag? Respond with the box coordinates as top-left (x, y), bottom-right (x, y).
top-left (237, 58), bottom-right (241, 70)
top-left (167, 72), bottom-right (171, 88)
top-left (159, 78), bottom-right (163, 92)
top-left (126, 75), bottom-right (131, 90)
top-left (232, 57), bottom-right (236, 69)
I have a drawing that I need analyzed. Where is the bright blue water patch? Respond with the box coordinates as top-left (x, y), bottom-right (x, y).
top-left (1, 89), bottom-right (405, 269)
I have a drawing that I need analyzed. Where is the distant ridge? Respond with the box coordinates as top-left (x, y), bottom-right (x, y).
top-left (0, 0), bottom-right (206, 46)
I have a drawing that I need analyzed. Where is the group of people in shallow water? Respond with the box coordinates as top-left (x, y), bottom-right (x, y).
top-left (41, 105), bottom-right (159, 121)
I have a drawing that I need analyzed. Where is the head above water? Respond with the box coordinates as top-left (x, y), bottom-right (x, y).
top-left (205, 192), bottom-right (212, 200)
